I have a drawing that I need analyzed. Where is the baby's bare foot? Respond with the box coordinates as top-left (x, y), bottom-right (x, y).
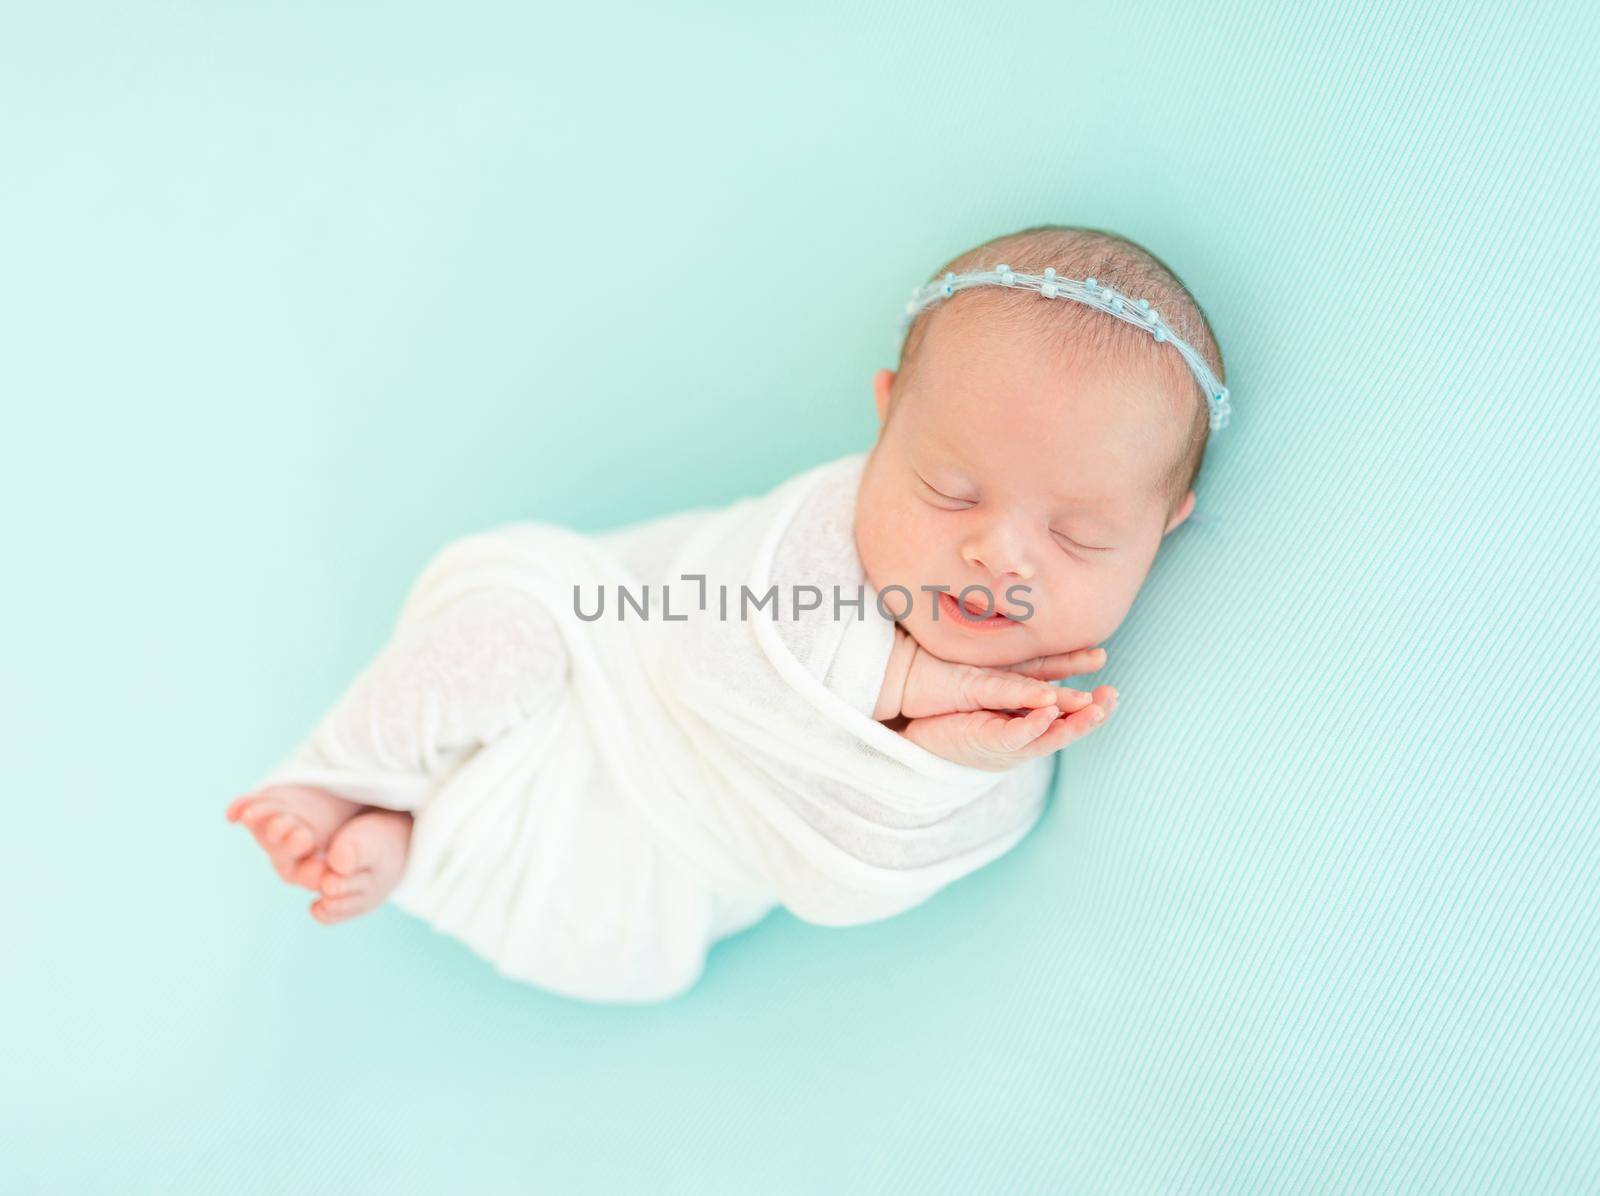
top-left (310, 808), bottom-right (414, 925)
top-left (225, 784), bottom-right (363, 891)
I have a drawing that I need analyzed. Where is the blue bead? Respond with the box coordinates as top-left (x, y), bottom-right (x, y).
top-left (942, 283), bottom-right (953, 296)
top-left (1137, 298), bottom-right (1150, 312)
top-left (1043, 267), bottom-right (1057, 280)
top-left (1110, 297), bottom-right (1124, 312)
top-left (1041, 282), bottom-right (1059, 298)
top-left (1153, 327), bottom-right (1166, 342)
top-left (1086, 276), bottom-right (1098, 290)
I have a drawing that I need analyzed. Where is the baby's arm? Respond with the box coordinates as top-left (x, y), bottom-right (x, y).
top-left (870, 622), bottom-right (923, 724)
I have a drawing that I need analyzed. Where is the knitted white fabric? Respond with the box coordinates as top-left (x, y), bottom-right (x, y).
top-left (253, 452), bottom-right (1055, 1003)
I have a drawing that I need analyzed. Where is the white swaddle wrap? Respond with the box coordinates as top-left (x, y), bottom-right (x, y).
top-left (253, 451), bottom-right (1057, 1002)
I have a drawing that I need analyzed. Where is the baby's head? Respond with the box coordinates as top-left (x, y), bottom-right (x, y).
top-left (854, 224), bottom-right (1226, 668)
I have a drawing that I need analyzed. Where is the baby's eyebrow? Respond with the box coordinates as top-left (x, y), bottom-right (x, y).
top-left (1042, 491), bottom-right (1132, 537)
top-left (1052, 492), bottom-right (1111, 507)
top-left (1057, 508), bottom-right (1111, 524)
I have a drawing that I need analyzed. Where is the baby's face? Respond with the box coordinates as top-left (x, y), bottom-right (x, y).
top-left (854, 307), bottom-right (1195, 669)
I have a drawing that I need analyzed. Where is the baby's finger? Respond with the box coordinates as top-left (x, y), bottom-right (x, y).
top-left (1025, 687), bottom-right (1119, 754)
top-left (964, 669), bottom-right (1058, 712)
top-left (981, 704), bottom-right (1062, 755)
top-left (1005, 646), bottom-right (1107, 682)
top-left (1052, 687), bottom-right (1097, 715)
top-left (992, 686), bottom-right (1095, 718)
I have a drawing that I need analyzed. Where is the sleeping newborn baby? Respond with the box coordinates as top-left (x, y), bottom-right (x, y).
top-left (226, 223), bottom-right (1228, 1002)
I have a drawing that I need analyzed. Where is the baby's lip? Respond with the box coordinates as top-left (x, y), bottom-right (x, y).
top-left (947, 590), bottom-right (1019, 621)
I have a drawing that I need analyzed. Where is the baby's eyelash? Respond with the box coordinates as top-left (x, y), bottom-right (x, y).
top-left (915, 475), bottom-right (975, 506)
top-left (917, 474), bottom-right (1111, 552)
top-left (1052, 530), bottom-right (1111, 552)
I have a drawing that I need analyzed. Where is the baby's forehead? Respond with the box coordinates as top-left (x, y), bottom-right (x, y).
top-left (907, 396), bottom-right (1165, 494)
top-left (904, 328), bottom-right (1189, 500)
top-left (926, 291), bottom-right (1183, 386)
top-left (913, 327), bottom-right (1186, 444)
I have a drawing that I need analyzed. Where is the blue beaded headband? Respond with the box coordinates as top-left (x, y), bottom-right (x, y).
top-left (897, 264), bottom-right (1231, 431)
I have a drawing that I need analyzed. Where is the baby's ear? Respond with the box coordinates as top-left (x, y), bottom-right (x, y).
top-left (1164, 490), bottom-right (1197, 534)
top-left (872, 368), bottom-right (897, 427)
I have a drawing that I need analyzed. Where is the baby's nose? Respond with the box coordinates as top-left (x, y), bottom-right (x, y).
top-left (963, 537), bottom-right (1035, 583)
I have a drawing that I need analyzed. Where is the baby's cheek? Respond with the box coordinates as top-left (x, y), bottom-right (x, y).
top-left (857, 504), bottom-right (918, 586)
top-left (854, 513), bottom-right (893, 590)
top-left (1064, 572), bottom-right (1146, 647)
top-left (1020, 577), bottom-right (1103, 645)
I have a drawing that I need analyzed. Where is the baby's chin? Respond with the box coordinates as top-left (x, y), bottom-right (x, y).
top-left (905, 608), bottom-right (1069, 670)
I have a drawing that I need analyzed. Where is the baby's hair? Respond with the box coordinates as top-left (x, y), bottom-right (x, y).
top-left (896, 224), bottom-right (1226, 518)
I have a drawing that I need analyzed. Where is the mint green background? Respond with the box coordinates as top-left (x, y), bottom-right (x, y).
top-left (4, 2), bottom-right (1598, 1192)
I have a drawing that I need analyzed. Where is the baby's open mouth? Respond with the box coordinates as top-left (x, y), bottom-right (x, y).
top-left (940, 589), bottom-right (1019, 631)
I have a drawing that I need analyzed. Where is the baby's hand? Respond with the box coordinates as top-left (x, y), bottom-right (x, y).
top-left (892, 628), bottom-right (1101, 720)
top-left (899, 687), bottom-right (1118, 772)
top-left (887, 634), bottom-right (1118, 771)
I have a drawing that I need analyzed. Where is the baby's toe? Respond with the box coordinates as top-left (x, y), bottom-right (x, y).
top-left (234, 799), bottom-right (278, 833)
top-left (280, 823), bottom-right (316, 858)
top-left (241, 810), bottom-right (286, 855)
top-left (326, 832), bottom-right (371, 877)
top-left (260, 818), bottom-right (320, 884)
top-left (288, 853), bottom-right (328, 890)
top-left (224, 793), bottom-right (257, 822)
top-left (319, 870), bottom-right (371, 900)
top-left (310, 892), bottom-right (373, 924)
top-left (243, 808), bottom-right (296, 858)
top-left (264, 812), bottom-right (303, 848)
